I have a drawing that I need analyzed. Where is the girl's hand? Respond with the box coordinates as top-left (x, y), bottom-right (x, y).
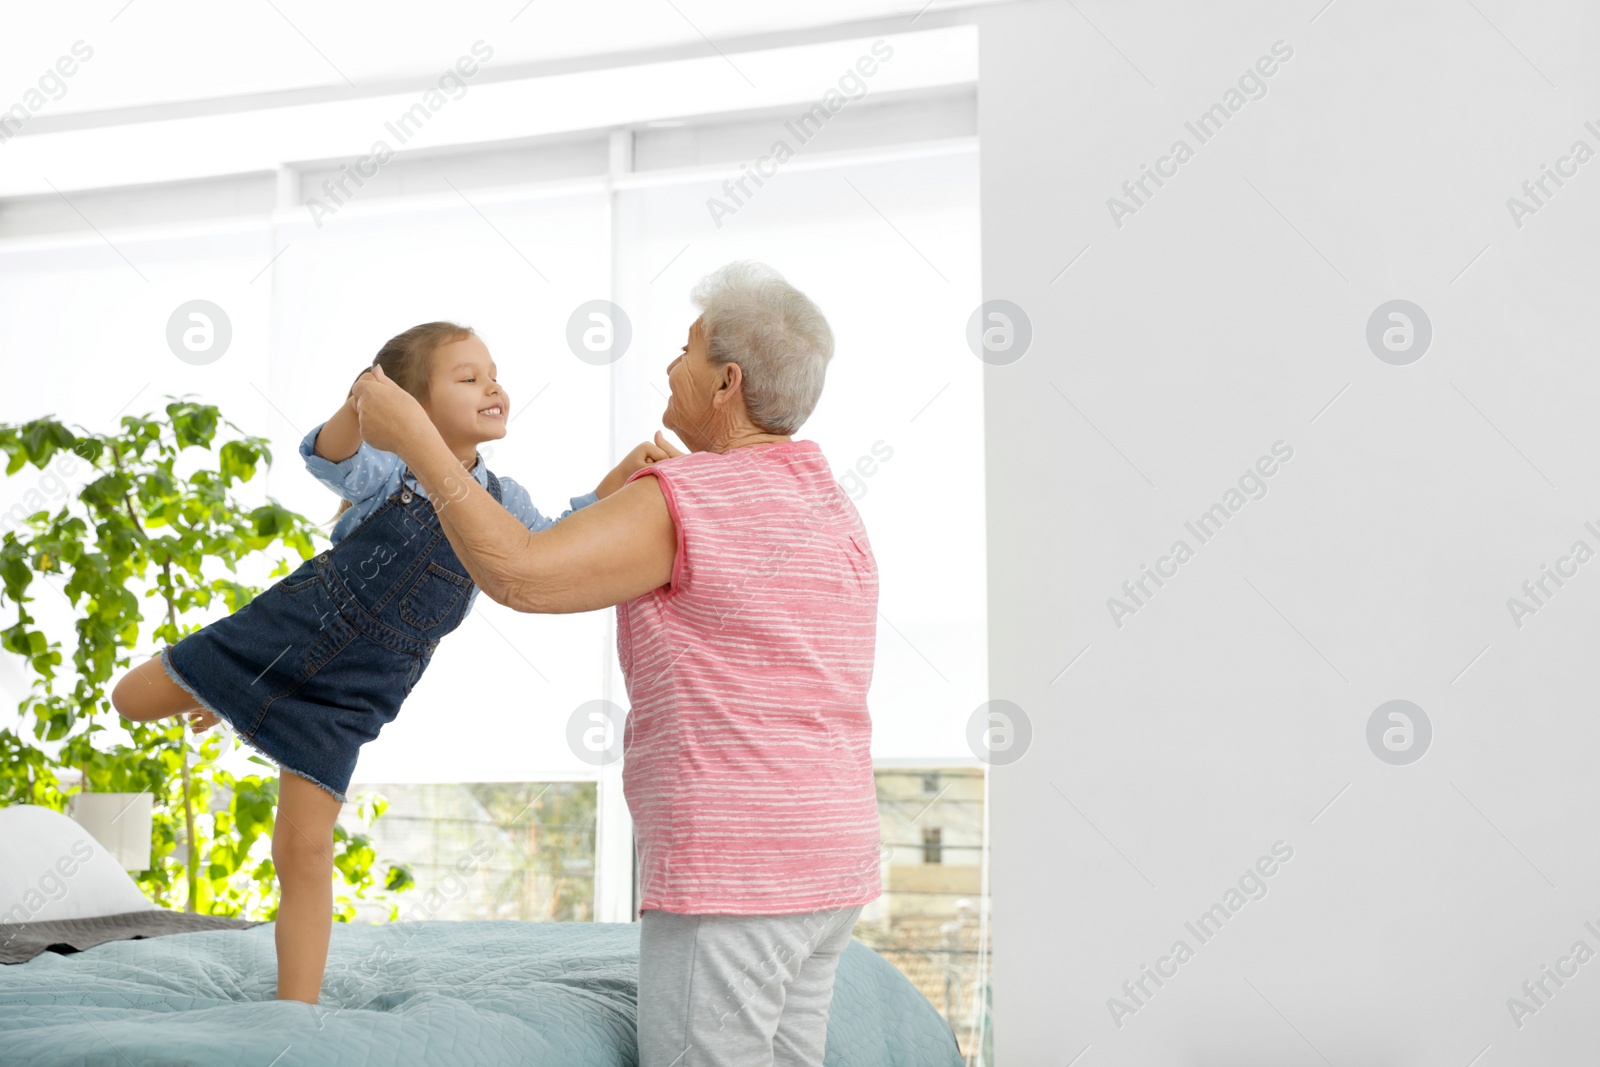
top-left (186, 709), bottom-right (219, 734)
top-left (645, 431), bottom-right (684, 464)
top-left (594, 432), bottom-right (685, 498)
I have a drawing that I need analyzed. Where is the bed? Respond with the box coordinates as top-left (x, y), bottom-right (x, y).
top-left (0, 805), bottom-right (965, 1066)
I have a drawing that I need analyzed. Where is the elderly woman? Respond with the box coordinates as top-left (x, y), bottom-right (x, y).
top-left (352, 260), bottom-right (881, 1067)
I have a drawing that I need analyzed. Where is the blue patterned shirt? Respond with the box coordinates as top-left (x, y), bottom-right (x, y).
top-left (298, 421), bottom-right (598, 614)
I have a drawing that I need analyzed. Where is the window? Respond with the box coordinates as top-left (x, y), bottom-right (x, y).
top-left (335, 782), bottom-right (596, 924)
top-left (865, 766), bottom-right (987, 1061)
top-left (923, 826), bottom-right (944, 864)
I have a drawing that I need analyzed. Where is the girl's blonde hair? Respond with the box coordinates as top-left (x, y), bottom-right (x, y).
top-left (328, 321), bottom-right (476, 526)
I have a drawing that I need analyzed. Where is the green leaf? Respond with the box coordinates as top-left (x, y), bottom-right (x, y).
top-left (383, 864), bottom-right (415, 893)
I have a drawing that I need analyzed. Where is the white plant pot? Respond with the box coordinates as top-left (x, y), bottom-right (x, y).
top-left (68, 792), bottom-right (153, 871)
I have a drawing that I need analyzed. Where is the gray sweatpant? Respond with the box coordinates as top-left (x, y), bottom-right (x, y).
top-left (636, 904), bottom-right (864, 1067)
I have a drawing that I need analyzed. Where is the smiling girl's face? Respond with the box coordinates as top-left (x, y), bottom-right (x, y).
top-left (422, 335), bottom-right (509, 451)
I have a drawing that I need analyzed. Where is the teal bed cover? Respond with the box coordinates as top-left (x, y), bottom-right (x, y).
top-left (0, 919), bottom-right (966, 1065)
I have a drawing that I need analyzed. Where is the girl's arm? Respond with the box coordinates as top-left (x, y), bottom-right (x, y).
top-left (312, 372), bottom-right (372, 463)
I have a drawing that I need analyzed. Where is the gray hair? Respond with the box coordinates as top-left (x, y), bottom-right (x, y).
top-left (690, 260), bottom-right (834, 435)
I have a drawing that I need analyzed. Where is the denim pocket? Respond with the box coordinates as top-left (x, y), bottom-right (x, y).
top-left (398, 562), bottom-right (472, 630)
top-left (278, 554), bottom-right (325, 594)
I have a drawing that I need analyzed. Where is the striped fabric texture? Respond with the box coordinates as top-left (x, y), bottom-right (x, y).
top-left (616, 440), bottom-right (884, 915)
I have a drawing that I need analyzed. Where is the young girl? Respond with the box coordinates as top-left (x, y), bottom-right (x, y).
top-left (111, 320), bottom-right (668, 1003)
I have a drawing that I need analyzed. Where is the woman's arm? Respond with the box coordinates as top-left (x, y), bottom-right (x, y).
top-left (402, 428), bottom-right (677, 613)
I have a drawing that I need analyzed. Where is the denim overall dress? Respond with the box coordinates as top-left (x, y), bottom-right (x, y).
top-left (158, 464), bottom-right (502, 802)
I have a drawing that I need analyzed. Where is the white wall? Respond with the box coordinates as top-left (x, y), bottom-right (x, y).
top-left (980, 1), bottom-right (1600, 1062)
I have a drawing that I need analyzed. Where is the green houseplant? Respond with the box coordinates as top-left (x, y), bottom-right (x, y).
top-left (0, 398), bottom-right (413, 920)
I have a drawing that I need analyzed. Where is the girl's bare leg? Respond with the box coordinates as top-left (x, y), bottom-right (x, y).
top-left (115, 656), bottom-right (335, 999)
top-left (272, 770), bottom-right (343, 1003)
top-left (110, 653), bottom-right (218, 732)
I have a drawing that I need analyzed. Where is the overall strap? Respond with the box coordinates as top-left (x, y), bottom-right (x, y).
top-left (396, 465), bottom-right (418, 504)
top-left (395, 460), bottom-right (500, 504)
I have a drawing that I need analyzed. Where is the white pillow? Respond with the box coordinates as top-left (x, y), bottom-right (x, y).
top-left (0, 804), bottom-right (159, 923)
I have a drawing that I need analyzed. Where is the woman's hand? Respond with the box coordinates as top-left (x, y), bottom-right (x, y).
top-left (186, 709), bottom-right (219, 734)
top-left (348, 368), bottom-right (376, 403)
top-left (347, 370), bottom-right (376, 431)
top-left (351, 364), bottom-right (433, 456)
top-left (594, 431), bottom-right (684, 498)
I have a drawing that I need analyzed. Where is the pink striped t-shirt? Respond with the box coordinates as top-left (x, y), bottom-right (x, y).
top-left (616, 439), bottom-right (882, 915)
